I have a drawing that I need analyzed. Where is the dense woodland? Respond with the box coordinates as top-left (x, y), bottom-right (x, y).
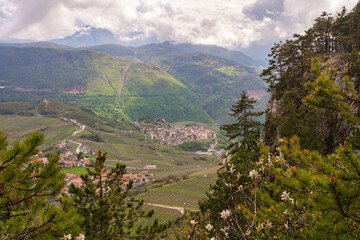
top-left (1, 3), bottom-right (360, 240)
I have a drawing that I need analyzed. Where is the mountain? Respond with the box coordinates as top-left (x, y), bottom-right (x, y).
top-left (52, 26), bottom-right (119, 47)
top-left (160, 42), bottom-right (267, 67)
top-left (0, 46), bottom-right (212, 123)
top-left (86, 43), bottom-right (268, 123)
top-left (51, 26), bottom-right (159, 48)
top-left (0, 41), bottom-right (72, 50)
top-left (51, 26), bottom-right (265, 66)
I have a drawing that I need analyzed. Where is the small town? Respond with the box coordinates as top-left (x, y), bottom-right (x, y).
top-left (142, 121), bottom-right (217, 146)
top-left (32, 155), bottom-right (154, 194)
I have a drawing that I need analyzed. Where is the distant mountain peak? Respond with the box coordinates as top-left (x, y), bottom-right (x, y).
top-left (51, 26), bottom-right (159, 48)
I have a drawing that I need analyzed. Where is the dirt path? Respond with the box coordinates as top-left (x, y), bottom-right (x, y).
top-left (68, 139), bottom-right (82, 154)
top-left (144, 203), bottom-right (185, 215)
top-left (72, 124), bottom-right (85, 136)
top-left (118, 64), bottom-right (131, 101)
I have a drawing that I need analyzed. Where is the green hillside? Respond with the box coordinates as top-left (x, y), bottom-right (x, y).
top-left (0, 47), bottom-right (212, 123)
top-left (120, 63), bottom-right (213, 123)
top-left (88, 44), bottom-right (268, 123)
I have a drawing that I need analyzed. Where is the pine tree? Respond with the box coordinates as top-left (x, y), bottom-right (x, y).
top-left (199, 92), bottom-right (264, 239)
top-left (220, 91), bottom-right (263, 157)
top-left (0, 131), bottom-right (81, 239)
top-left (70, 150), bottom-right (165, 239)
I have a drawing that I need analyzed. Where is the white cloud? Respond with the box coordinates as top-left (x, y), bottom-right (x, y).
top-left (0, 0), bottom-right (358, 48)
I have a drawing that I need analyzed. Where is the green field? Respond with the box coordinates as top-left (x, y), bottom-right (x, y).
top-left (62, 167), bottom-right (94, 175)
top-left (139, 177), bottom-right (216, 210)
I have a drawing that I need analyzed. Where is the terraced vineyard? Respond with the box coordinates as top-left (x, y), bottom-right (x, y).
top-left (139, 177), bottom-right (216, 210)
top-left (0, 115), bottom-right (76, 146)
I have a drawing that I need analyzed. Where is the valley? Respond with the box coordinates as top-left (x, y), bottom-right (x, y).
top-left (0, 37), bottom-right (269, 236)
top-left (0, 101), bottom-right (223, 221)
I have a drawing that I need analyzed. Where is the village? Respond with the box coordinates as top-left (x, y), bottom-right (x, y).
top-left (30, 118), bottom-right (220, 195)
top-left (32, 154), bottom-right (154, 194)
top-left (142, 120), bottom-right (217, 146)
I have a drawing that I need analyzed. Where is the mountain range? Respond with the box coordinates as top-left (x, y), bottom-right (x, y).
top-left (0, 27), bottom-right (268, 125)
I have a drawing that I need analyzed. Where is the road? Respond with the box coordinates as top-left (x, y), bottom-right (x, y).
top-left (67, 123), bottom-right (86, 154)
top-left (144, 203), bottom-right (185, 215)
top-left (68, 139), bottom-right (82, 154)
top-left (72, 124), bottom-right (85, 136)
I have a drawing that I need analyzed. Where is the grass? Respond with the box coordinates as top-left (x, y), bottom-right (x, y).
top-left (62, 167), bottom-right (94, 175)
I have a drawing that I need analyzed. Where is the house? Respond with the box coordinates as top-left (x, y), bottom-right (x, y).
top-left (31, 157), bottom-right (48, 166)
top-left (144, 165), bottom-right (157, 169)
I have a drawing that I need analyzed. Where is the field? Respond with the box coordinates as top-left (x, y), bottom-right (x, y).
top-left (0, 115), bottom-right (220, 177)
top-left (138, 177), bottom-right (216, 210)
top-left (62, 167), bottom-right (94, 175)
top-left (0, 115), bottom-right (76, 146)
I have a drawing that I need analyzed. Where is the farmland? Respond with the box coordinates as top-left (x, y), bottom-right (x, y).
top-left (0, 115), bottom-right (76, 146)
top-left (138, 177), bottom-right (216, 210)
top-left (0, 115), bottom-right (220, 177)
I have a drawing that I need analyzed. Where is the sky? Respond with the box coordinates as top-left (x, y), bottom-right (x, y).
top-left (0, 0), bottom-right (358, 59)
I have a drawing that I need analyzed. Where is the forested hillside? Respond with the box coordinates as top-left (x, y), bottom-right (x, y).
top-left (262, 4), bottom-right (360, 153)
top-left (0, 47), bottom-right (212, 123)
top-left (87, 43), bottom-right (267, 123)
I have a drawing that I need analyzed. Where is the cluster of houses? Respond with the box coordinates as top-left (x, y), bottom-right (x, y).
top-left (59, 152), bottom-right (91, 168)
top-left (142, 123), bottom-right (217, 146)
top-left (61, 171), bottom-right (153, 194)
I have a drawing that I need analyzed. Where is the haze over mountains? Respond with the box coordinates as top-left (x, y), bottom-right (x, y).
top-left (0, 26), bottom-right (268, 125)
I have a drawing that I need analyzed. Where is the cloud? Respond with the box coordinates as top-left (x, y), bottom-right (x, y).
top-left (0, 0), bottom-right (358, 49)
top-left (243, 0), bottom-right (284, 21)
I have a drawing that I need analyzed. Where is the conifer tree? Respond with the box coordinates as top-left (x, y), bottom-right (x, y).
top-left (0, 131), bottom-right (81, 239)
top-left (220, 91), bottom-right (263, 157)
top-left (70, 150), bottom-right (165, 239)
top-left (199, 92), bottom-right (263, 238)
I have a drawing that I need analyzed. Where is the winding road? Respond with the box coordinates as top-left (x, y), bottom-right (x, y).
top-left (67, 123), bottom-right (86, 154)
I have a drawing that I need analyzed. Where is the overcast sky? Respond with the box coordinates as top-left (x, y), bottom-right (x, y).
top-left (0, 0), bottom-right (358, 50)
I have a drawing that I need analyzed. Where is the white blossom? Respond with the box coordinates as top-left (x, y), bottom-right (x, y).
top-left (211, 238), bottom-right (215, 240)
top-left (249, 170), bottom-right (258, 179)
top-left (281, 191), bottom-right (294, 203)
top-left (206, 224), bottom-right (213, 231)
top-left (220, 209), bottom-right (231, 220)
top-left (283, 209), bottom-right (288, 215)
top-left (63, 234), bottom-right (72, 240)
top-left (190, 220), bottom-right (196, 225)
top-left (76, 234), bottom-right (85, 240)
